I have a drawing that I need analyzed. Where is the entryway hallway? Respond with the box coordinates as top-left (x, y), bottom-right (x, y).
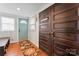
top-left (5, 40), bottom-right (48, 56)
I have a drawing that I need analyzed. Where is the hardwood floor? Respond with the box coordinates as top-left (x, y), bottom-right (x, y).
top-left (5, 42), bottom-right (48, 56)
top-left (5, 42), bottom-right (23, 56)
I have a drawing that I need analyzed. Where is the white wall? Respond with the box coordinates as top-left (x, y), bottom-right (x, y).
top-left (0, 12), bottom-right (19, 43)
top-left (28, 14), bottom-right (39, 47)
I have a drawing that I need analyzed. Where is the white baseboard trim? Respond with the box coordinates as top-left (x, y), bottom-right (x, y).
top-left (29, 40), bottom-right (39, 48)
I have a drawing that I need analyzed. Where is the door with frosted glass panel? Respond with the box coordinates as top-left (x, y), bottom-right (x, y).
top-left (19, 18), bottom-right (28, 41)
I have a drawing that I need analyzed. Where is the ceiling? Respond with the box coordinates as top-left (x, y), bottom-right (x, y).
top-left (0, 3), bottom-right (53, 17)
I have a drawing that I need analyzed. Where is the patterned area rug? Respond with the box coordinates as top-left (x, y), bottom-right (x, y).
top-left (19, 40), bottom-right (40, 56)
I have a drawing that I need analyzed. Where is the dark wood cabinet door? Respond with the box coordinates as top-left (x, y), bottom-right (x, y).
top-left (39, 7), bottom-right (52, 55)
top-left (52, 3), bottom-right (79, 56)
top-left (39, 3), bottom-right (79, 56)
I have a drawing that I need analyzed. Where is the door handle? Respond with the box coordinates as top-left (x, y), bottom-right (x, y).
top-left (19, 29), bottom-right (20, 32)
top-left (48, 32), bottom-right (53, 35)
top-left (48, 32), bottom-right (55, 37)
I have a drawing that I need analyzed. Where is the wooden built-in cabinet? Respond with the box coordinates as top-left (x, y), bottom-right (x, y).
top-left (39, 7), bottom-right (52, 55)
top-left (39, 3), bottom-right (79, 56)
